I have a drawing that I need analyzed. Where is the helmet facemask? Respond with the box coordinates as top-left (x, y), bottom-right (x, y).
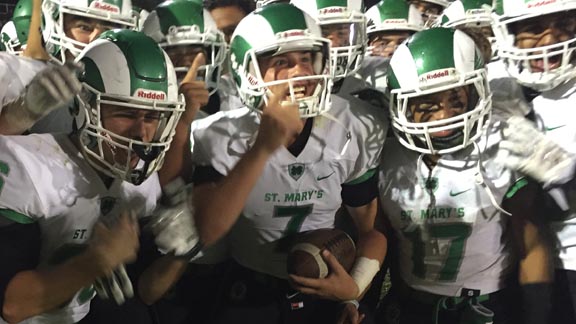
top-left (233, 36), bottom-right (333, 118)
top-left (391, 70), bottom-right (491, 155)
top-left (493, 7), bottom-right (576, 91)
top-left (161, 25), bottom-right (227, 95)
top-left (43, 0), bottom-right (136, 62)
top-left (319, 12), bottom-right (367, 80)
top-left (76, 83), bottom-right (184, 185)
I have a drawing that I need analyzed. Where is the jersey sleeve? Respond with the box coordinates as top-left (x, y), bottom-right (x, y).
top-left (0, 136), bottom-right (45, 223)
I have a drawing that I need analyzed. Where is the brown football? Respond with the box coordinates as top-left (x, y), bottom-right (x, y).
top-left (287, 228), bottom-right (356, 279)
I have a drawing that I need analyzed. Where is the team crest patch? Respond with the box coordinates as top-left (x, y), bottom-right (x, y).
top-left (100, 197), bottom-right (117, 216)
top-left (423, 177), bottom-right (439, 193)
top-left (288, 163), bottom-right (305, 181)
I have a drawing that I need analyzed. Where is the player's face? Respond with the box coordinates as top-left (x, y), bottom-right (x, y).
top-left (259, 51), bottom-right (318, 100)
top-left (369, 31), bottom-right (412, 58)
top-left (321, 24), bottom-right (352, 48)
top-left (64, 14), bottom-right (121, 45)
top-left (100, 104), bottom-right (161, 168)
top-left (408, 86), bottom-right (468, 137)
top-left (510, 12), bottom-right (576, 72)
top-left (210, 5), bottom-right (247, 44)
top-left (164, 45), bottom-right (206, 80)
top-left (408, 0), bottom-right (443, 24)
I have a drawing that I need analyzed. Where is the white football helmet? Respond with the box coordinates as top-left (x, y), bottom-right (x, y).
top-left (492, 0), bottom-right (576, 91)
top-left (142, 0), bottom-right (227, 94)
top-left (291, 0), bottom-right (366, 80)
top-left (43, 0), bottom-right (137, 62)
top-left (387, 28), bottom-right (491, 154)
top-left (75, 29), bottom-right (184, 184)
top-left (1, 21), bottom-right (21, 54)
top-left (229, 3), bottom-right (332, 117)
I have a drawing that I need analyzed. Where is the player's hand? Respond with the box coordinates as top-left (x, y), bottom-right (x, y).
top-left (289, 250), bottom-right (359, 301)
top-left (89, 210), bottom-right (140, 275)
top-left (253, 84), bottom-right (303, 154)
top-left (337, 303), bottom-right (365, 324)
top-left (93, 264), bottom-right (133, 305)
top-left (178, 53), bottom-right (209, 125)
top-left (23, 61), bottom-right (83, 119)
top-left (148, 178), bottom-right (201, 257)
top-left (496, 116), bottom-right (576, 188)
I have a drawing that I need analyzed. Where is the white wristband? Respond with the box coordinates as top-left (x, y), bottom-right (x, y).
top-left (342, 299), bottom-right (359, 309)
top-left (350, 257), bottom-right (380, 298)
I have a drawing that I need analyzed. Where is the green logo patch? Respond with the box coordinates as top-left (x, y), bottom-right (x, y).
top-left (288, 163), bottom-right (305, 181)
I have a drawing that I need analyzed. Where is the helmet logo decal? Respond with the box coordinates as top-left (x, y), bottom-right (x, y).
top-left (525, 0), bottom-right (556, 8)
top-left (384, 19), bottom-right (409, 24)
top-left (418, 68), bottom-right (458, 87)
top-left (319, 7), bottom-right (348, 15)
top-left (134, 88), bottom-right (167, 100)
top-left (90, 1), bottom-right (120, 13)
top-left (276, 30), bottom-right (308, 40)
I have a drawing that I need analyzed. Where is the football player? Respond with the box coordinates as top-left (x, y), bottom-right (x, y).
top-left (492, 0), bottom-right (576, 322)
top-left (207, 0), bottom-right (255, 44)
top-left (378, 27), bottom-right (552, 324)
top-left (408, 0), bottom-right (449, 27)
top-left (188, 3), bottom-right (387, 323)
top-left (0, 30), bottom-right (192, 324)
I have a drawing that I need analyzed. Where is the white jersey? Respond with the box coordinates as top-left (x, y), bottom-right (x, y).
top-left (192, 96), bottom-right (387, 278)
top-left (531, 78), bottom-right (576, 270)
top-left (0, 134), bottom-right (161, 324)
top-left (0, 53), bottom-right (48, 113)
top-left (379, 124), bottom-right (516, 297)
top-left (218, 73), bottom-right (243, 112)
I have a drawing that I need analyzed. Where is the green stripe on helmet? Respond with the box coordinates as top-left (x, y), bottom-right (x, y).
top-left (377, 0), bottom-right (409, 21)
top-left (98, 30), bottom-right (169, 94)
top-left (461, 0), bottom-right (493, 10)
top-left (406, 28), bottom-right (456, 74)
top-left (230, 34), bottom-right (252, 71)
top-left (156, 0), bottom-right (205, 35)
top-left (316, 0), bottom-right (349, 8)
top-left (257, 4), bottom-right (308, 34)
top-left (82, 57), bottom-right (106, 92)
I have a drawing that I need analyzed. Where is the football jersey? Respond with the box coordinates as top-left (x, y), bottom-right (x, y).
top-left (0, 133), bottom-right (161, 324)
top-left (0, 53), bottom-right (48, 112)
top-left (192, 95), bottom-right (387, 278)
top-left (531, 78), bottom-right (576, 270)
top-left (379, 124), bottom-right (516, 297)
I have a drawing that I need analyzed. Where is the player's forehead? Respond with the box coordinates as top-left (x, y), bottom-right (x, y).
top-left (63, 13), bottom-right (121, 28)
top-left (411, 87), bottom-right (468, 103)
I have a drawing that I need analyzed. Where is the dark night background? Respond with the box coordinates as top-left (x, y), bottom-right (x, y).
top-left (0, 0), bottom-right (381, 28)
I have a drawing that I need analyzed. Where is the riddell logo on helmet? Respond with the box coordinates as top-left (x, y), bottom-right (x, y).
top-left (90, 1), bottom-right (120, 13)
top-left (319, 7), bottom-right (347, 15)
top-left (134, 89), bottom-right (166, 100)
top-left (466, 8), bottom-right (490, 15)
top-left (526, 0), bottom-right (556, 8)
top-left (277, 30), bottom-right (306, 39)
top-left (384, 19), bottom-right (408, 24)
top-left (418, 68), bottom-right (457, 84)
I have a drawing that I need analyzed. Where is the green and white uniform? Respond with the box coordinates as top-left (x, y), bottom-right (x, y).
top-left (192, 96), bottom-right (387, 278)
top-left (0, 133), bottom-right (160, 324)
top-left (379, 124), bottom-right (516, 296)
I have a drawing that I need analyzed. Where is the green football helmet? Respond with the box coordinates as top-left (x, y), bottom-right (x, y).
top-left (229, 3), bottom-right (332, 117)
top-left (492, 0), bottom-right (576, 91)
top-left (291, 0), bottom-right (366, 80)
top-left (43, 0), bottom-right (137, 62)
top-left (75, 29), bottom-right (185, 185)
top-left (387, 27), bottom-right (491, 154)
top-left (365, 0), bottom-right (424, 56)
top-left (1, 21), bottom-right (20, 54)
top-left (141, 0), bottom-right (227, 94)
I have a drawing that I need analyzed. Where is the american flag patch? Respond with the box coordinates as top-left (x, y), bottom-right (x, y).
top-left (290, 301), bottom-right (304, 310)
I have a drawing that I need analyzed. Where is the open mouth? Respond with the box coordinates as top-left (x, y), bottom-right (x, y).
top-left (530, 54), bottom-right (562, 72)
top-left (288, 85), bottom-right (309, 100)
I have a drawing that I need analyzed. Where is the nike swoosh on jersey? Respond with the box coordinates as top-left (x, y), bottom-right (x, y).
top-left (545, 125), bottom-right (566, 131)
top-left (317, 171), bottom-right (335, 181)
top-left (449, 189), bottom-right (472, 197)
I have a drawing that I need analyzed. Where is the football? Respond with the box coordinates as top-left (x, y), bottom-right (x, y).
top-left (287, 228), bottom-right (356, 279)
